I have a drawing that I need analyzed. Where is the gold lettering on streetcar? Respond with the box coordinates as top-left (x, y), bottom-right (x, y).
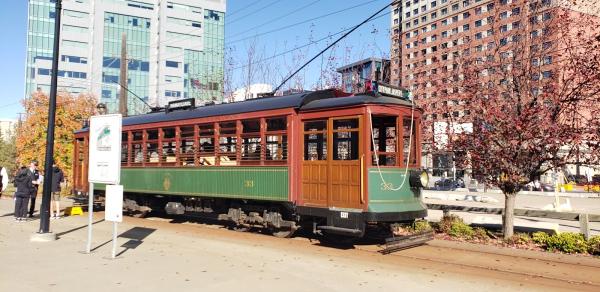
top-left (244, 180), bottom-right (254, 188)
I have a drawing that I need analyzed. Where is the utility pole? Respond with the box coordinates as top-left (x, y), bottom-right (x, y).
top-left (38, 0), bottom-right (62, 237)
top-left (119, 32), bottom-right (128, 116)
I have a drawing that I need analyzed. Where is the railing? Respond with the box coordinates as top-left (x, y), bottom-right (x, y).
top-left (426, 203), bottom-right (599, 239)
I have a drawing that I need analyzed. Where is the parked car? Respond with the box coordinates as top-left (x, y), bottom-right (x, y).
top-left (434, 178), bottom-right (464, 191)
top-left (592, 175), bottom-right (600, 184)
top-left (523, 181), bottom-right (555, 192)
top-left (566, 174), bottom-right (588, 185)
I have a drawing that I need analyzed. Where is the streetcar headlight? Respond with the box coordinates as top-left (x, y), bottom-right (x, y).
top-left (409, 170), bottom-right (429, 188)
top-left (419, 171), bottom-right (429, 188)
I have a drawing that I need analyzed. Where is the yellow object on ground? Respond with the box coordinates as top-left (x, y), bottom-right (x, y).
top-left (64, 206), bottom-right (83, 216)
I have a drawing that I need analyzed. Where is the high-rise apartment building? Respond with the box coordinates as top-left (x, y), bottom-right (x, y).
top-left (390, 0), bottom-right (598, 173)
top-left (26, 0), bottom-right (226, 114)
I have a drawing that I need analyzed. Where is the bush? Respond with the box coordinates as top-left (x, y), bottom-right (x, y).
top-left (411, 220), bottom-right (433, 233)
top-left (505, 233), bottom-right (533, 245)
top-left (545, 233), bottom-right (588, 254)
top-left (473, 227), bottom-right (490, 241)
top-left (532, 231), bottom-right (550, 245)
top-left (448, 221), bottom-right (475, 239)
top-left (436, 214), bottom-right (464, 234)
top-left (588, 236), bottom-right (600, 255)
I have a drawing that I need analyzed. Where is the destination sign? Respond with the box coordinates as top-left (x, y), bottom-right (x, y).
top-left (378, 83), bottom-right (411, 99)
top-left (167, 98), bottom-right (196, 112)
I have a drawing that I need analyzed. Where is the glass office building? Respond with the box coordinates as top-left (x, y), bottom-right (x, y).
top-left (25, 0), bottom-right (226, 115)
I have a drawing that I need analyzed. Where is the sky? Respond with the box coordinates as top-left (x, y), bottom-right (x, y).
top-left (0, 0), bottom-right (391, 120)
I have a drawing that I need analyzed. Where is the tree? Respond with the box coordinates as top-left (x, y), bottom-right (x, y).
top-left (16, 91), bottom-right (96, 189)
top-left (0, 131), bottom-right (17, 177)
top-left (445, 0), bottom-right (600, 238)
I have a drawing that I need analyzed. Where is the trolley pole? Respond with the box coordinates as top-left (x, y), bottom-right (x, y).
top-left (38, 0), bottom-right (62, 236)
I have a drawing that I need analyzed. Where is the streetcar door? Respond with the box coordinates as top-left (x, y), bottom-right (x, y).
top-left (301, 116), bottom-right (363, 209)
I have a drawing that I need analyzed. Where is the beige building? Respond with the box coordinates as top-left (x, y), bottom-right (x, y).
top-left (0, 119), bottom-right (16, 141)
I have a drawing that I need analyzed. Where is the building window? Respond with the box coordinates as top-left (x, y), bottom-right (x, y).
top-left (166, 60), bottom-right (179, 68)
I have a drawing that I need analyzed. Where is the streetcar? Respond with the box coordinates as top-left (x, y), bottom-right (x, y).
top-left (72, 86), bottom-right (430, 244)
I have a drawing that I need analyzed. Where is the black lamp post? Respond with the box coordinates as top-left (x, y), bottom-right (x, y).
top-left (38, 0), bottom-right (62, 234)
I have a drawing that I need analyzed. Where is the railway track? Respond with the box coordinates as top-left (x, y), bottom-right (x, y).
top-left (354, 241), bottom-right (600, 289)
top-left (134, 213), bottom-right (600, 290)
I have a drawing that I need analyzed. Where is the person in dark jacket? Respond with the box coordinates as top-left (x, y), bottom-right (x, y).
top-left (14, 167), bottom-right (33, 221)
top-left (50, 162), bottom-right (64, 219)
top-left (27, 161), bottom-right (41, 218)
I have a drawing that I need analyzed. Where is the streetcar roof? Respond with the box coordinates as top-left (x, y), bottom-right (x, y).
top-left (77, 89), bottom-right (414, 132)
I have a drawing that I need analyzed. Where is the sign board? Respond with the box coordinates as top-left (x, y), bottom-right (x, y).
top-left (105, 184), bottom-right (123, 222)
top-left (88, 114), bottom-right (122, 184)
top-left (166, 98), bottom-right (195, 112)
top-left (377, 83), bottom-right (411, 99)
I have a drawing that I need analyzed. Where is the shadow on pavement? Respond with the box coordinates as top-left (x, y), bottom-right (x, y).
top-left (117, 227), bottom-right (156, 257)
top-left (56, 219), bottom-right (105, 237)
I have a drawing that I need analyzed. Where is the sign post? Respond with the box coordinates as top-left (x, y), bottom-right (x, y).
top-left (105, 185), bottom-right (123, 258)
top-left (86, 114), bottom-right (122, 255)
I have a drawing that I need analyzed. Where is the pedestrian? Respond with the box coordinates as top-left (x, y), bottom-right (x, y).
top-left (27, 161), bottom-right (41, 218)
top-left (13, 167), bottom-right (33, 221)
top-left (0, 165), bottom-right (8, 199)
top-left (50, 162), bottom-right (64, 219)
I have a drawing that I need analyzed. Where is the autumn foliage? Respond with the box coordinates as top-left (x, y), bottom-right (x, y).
top-left (16, 91), bottom-right (96, 187)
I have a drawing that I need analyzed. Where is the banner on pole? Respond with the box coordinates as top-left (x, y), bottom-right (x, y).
top-left (88, 114), bottom-right (122, 184)
top-left (105, 185), bottom-right (123, 222)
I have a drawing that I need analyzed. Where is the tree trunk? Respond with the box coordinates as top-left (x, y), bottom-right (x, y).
top-left (502, 193), bottom-right (516, 239)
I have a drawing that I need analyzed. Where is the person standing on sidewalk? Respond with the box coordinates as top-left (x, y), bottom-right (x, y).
top-left (13, 167), bottom-right (33, 221)
top-left (50, 162), bottom-right (64, 219)
top-left (27, 161), bottom-right (41, 218)
top-left (0, 165), bottom-right (8, 199)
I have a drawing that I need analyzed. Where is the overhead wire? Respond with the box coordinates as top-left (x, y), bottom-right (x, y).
top-left (226, 0), bottom-right (265, 18)
top-left (226, 0), bottom-right (281, 25)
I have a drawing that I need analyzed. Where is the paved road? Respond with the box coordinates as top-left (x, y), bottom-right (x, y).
top-left (1, 198), bottom-right (599, 291)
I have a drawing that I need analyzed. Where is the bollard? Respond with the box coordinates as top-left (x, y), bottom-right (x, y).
top-left (579, 213), bottom-right (590, 240)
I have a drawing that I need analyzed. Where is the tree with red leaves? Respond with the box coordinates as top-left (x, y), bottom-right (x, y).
top-left (444, 1), bottom-right (600, 238)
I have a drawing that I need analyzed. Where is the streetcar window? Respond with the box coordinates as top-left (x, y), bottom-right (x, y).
top-left (180, 126), bottom-right (194, 138)
top-left (219, 122), bottom-right (236, 135)
top-left (180, 126), bottom-right (195, 166)
top-left (333, 119), bottom-right (359, 161)
top-left (147, 129), bottom-right (159, 140)
top-left (217, 121), bottom-right (237, 166)
top-left (241, 136), bottom-right (261, 162)
top-left (218, 136), bottom-right (237, 165)
top-left (242, 119), bottom-right (260, 133)
top-left (132, 143), bottom-right (143, 163)
top-left (371, 116), bottom-right (397, 166)
top-left (132, 131), bottom-right (143, 141)
top-left (267, 117), bottom-right (286, 131)
top-left (304, 120), bottom-right (326, 131)
top-left (265, 118), bottom-right (287, 163)
top-left (266, 134), bottom-right (287, 161)
top-left (146, 129), bottom-right (159, 163)
top-left (162, 141), bottom-right (176, 163)
top-left (304, 120), bottom-right (327, 161)
top-left (198, 124), bottom-right (215, 160)
top-left (163, 127), bottom-right (175, 139)
top-left (403, 118), bottom-right (418, 166)
top-left (121, 144), bottom-right (128, 164)
top-left (121, 132), bottom-right (129, 165)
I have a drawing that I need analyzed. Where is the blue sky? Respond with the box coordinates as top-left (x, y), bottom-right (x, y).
top-left (0, 0), bottom-right (391, 120)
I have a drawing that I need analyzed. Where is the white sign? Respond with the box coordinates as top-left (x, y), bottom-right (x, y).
top-left (88, 114), bottom-right (122, 184)
top-left (105, 184), bottom-right (123, 222)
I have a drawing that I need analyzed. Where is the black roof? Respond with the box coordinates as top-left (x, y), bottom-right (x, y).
top-left (78, 89), bottom-right (414, 132)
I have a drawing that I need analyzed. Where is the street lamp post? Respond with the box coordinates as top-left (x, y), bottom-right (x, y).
top-left (38, 0), bottom-right (62, 235)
